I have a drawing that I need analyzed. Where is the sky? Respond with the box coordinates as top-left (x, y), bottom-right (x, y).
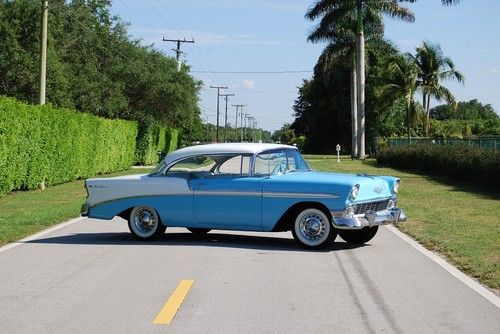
top-left (110, 0), bottom-right (500, 132)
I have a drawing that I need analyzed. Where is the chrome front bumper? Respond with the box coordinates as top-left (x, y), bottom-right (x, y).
top-left (332, 208), bottom-right (407, 230)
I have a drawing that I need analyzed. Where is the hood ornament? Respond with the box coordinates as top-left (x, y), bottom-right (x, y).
top-left (374, 186), bottom-right (382, 194)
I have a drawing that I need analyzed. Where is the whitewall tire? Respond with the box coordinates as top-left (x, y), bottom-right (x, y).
top-left (128, 206), bottom-right (166, 240)
top-left (292, 208), bottom-right (337, 249)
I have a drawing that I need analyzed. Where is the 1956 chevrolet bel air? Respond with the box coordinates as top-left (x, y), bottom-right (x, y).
top-left (82, 143), bottom-right (407, 249)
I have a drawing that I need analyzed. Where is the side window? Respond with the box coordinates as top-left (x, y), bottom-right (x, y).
top-left (166, 155), bottom-right (216, 179)
top-left (254, 153), bottom-right (272, 176)
top-left (216, 155), bottom-right (251, 176)
top-left (253, 150), bottom-right (291, 176)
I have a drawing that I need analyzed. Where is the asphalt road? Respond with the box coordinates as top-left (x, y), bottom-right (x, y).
top-left (0, 218), bottom-right (499, 333)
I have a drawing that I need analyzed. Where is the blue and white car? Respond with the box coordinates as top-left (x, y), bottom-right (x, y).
top-left (82, 143), bottom-right (406, 249)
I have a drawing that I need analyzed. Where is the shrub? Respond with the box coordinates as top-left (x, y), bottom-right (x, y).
top-left (377, 144), bottom-right (500, 188)
top-left (0, 97), bottom-right (137, 195)
top-left (134, 122), bottom-right (180, 165)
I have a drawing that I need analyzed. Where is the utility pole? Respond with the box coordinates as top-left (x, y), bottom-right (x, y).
top-left (39, 0), bottom-right (48, 105)
top-left (232, 104), bottom-right (246, 142)
top-left (220, 93), bottom-right (234, 142)
top-left (162, 37), bottom-right (194, 71)
top-left (243, 114), bottom-right (250, 142)
top-left (240, 110), bottom-right (245, 142)
top-left (253, 121), bottom-right (258, 142)
top-left (246, 115), bottom-right (254, 142)
top-left (209, 85), bottom-right (227, 142)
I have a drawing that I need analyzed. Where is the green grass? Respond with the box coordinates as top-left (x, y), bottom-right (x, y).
top-left (304, 155), bottom-right (500, 290)
top-left (0, 168), bottom-right (151, 245)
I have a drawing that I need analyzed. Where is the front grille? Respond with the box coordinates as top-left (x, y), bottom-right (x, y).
top-left (354, 200), bottom-right (389, 215)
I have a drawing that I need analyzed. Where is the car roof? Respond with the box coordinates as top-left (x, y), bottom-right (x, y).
top-left (163, 143), bottom-right (296, 166)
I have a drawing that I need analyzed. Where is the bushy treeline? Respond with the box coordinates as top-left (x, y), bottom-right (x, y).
top-left (135, 123), bottom-right (180, 165)
top-left (0, 0), bottom-right (202, 140)
top-left (0, 97), bottom-right (137, 195)
top-left (377, 145), bottom-right (500, 188)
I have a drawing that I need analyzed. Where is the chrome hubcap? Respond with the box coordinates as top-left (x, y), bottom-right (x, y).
top-left (133, 208), bottom-right (156, 233)
top-left (299, 213), bottom-right (326, 241)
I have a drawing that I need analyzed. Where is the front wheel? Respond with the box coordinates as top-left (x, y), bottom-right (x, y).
top-left (338, 226), bottom-right (378, 244)
top-left (128, 206), bottom-right (166, 240)
top-left (291, 208), bottom-right (337, 249)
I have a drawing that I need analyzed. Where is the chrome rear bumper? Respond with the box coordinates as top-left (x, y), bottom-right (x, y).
top-left (332, 208), bottom-right (407, 230)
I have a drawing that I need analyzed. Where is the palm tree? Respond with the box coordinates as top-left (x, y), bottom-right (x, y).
top-left (379, 54), bottom-right (419, 141)
top-left (306, 0), bottom-right (414, 158)
top-left (307, 9), bottom-right (385, 157)
top-left (413, 41), bottom-right (464, 136)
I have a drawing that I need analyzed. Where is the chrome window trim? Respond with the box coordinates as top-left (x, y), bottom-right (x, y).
top-left (250, 147), bottom-right (306, 177)
top-left (161, 152), bottom-right (253, 177)
top-left (155, 146), bottom-right (305, 178)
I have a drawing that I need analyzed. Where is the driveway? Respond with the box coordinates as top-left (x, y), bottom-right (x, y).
top-left (0, 218), bottom-right (498, 333)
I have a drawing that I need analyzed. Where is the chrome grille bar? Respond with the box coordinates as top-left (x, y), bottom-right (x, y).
top-left (354, 200), bottom-right (390, 215)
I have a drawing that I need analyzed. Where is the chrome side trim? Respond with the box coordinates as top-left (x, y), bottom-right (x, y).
top-left (87, 194), bottom-right (192, 210)
top-left (263, 192), bottom-right (339, 199)
top-left (195, 190), bottom-right (261, 197)
top-left (195, 191), bottom-right (338, 198)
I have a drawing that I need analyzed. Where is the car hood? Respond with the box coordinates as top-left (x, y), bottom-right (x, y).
top-left (267, 171), bottom-right (397, 202)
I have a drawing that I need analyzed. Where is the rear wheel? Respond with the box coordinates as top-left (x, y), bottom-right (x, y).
top-left (187, 228), bottom-right (211, 236)
top-left (338, 226), bottom-right (379, 244)
top-left (291, 208), bottom-right (336, 249)
top-left (128, 206), bottom-right (166, 240)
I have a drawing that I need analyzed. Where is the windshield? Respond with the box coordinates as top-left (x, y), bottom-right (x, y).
top-left (254, 149), bottom-right (310, 176)
top-left (149, 160), bottom-right (166, 176)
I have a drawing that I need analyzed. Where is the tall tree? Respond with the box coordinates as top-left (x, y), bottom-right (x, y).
top-left (306, 9), bottom-right (383, 157)
top-left (0, 0), bottom-right (202, 138)
top-left (412, 41), bottom-right (464, 136)
top-left (379, 54), bottom-right (419, 140)
top-left (306, 0), bottom-right (414, 158)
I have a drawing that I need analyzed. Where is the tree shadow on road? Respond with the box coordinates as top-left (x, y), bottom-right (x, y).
top-left (25, 231), bottom-right (368, 253)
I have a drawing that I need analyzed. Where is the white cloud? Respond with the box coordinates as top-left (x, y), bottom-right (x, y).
top-left (242, 79), bottom-right (255, 90)
top-left (487, 67), bottom-right (500, 75)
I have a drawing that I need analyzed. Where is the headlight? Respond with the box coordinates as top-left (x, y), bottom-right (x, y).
top-left (350, 184), bottom-right (360, 199)
top-left (393, 180), bottom-right (400, 194)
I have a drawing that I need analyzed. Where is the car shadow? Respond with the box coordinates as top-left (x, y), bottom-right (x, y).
top-left (25, 232), bottom-right (368, 253)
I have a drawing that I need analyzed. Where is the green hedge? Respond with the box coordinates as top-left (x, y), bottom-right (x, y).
top-left (377, 144), bottom-right (500, 188)
top-left (0, 97), bottom-right (137, 195)
top-left (135, 123), bottom-right (180, 165)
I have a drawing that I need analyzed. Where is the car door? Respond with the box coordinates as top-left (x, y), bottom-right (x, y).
top-left (192, 154), bottom-right (264, 230)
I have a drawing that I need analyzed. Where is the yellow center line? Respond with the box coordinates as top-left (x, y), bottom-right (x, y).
top-left (153, 279), bottom-right (195, 325)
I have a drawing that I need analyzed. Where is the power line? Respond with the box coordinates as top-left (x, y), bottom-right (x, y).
top-left (162, 37), bottom-right (195, 71)
top-left (149, 0), bottom-right (220, 85)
